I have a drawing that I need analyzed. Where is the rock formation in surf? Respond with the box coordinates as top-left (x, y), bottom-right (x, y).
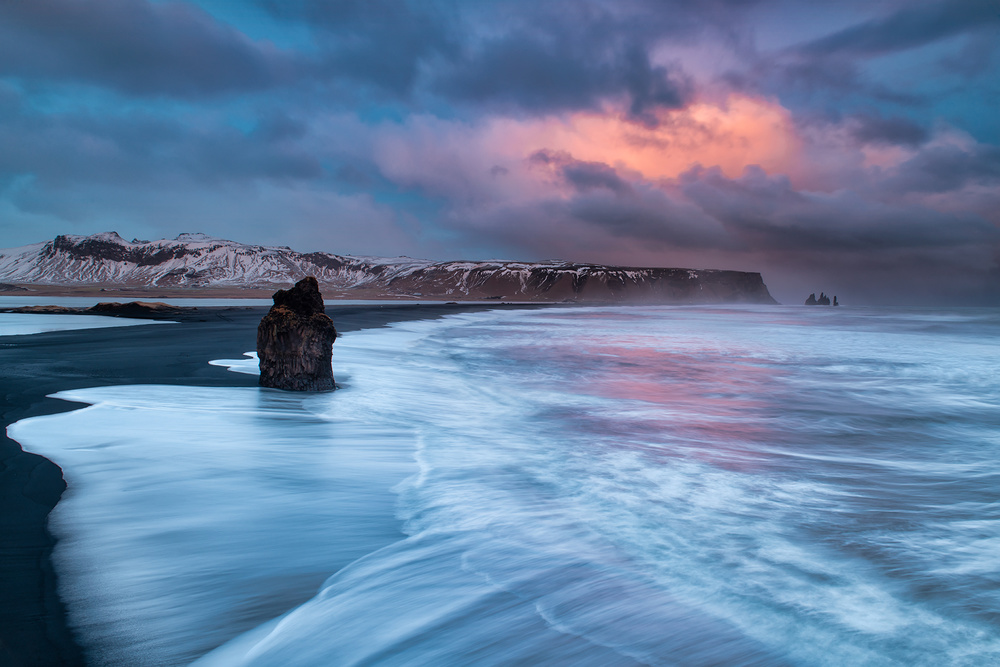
top-left (805, 292), bottom-right (832, 306)
top-left (257, 277), bottom-right (337, 391)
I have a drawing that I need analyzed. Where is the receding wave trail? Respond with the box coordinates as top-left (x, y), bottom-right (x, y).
top-left (11, 306), bottom-right (1000, 665)
top-left (0, 312), bottom-right (173, 336)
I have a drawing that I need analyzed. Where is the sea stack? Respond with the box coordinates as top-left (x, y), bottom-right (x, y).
top-left (805, 292), bottom-right (832, 306)
top-left (257, 276), bottom-right (337, 391)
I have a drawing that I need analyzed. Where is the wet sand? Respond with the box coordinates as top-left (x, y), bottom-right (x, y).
top-left (0, 303), bottom-right (536, 666)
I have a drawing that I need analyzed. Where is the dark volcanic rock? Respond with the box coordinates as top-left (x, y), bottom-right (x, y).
top-left (805, 292), bottom-right (832, 306)
top-left (1, 301), bottom-right (189, 319)
top-left (3, 305), bottom-right (80, 314)
top-left (257, 277), bottom-right (337, 391)
top-left (88, 301), bottom-right (187, 318)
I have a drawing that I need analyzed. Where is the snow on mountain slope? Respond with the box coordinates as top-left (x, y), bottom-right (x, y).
top-left (0, 232), bottom-right (778, 303)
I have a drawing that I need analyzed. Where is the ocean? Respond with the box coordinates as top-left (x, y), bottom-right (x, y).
top-left (9, 305), bottom-right (1000, 666)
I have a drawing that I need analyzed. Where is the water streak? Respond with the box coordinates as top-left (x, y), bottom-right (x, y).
top-left (11, 305), bottom-right (1000, 665)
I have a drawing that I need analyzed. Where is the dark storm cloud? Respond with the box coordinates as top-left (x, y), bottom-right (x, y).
top-left (886, 144), bottom-right (1000, 194)
top-left (259, 0), bottom-right (701, 121)
top-left (565, 189), bottom-right (730, 249)
top-left (0, 0), bottom-right (718, 118)
top-left (484, 151), bottom-right (998, 259)
top-left (435, 26), bottom-right (690, 123)
top-left (449, 190), bottom-right (727, 266)
top-left (750, 48), bottom-right (922, 108)
top-left (260, 0), bottom-right (457, 95)
top-left (753, 0), bottom-right (1000, 117)
top-left (800, 0), bottom-right (1000, 58)
top-left (0, 0), bottom-right (293, 97)
top-left (520, 151), bottom-right (728, 248)
top-left (251, 113), bottom-right (310, 143)
top-left (791, 110), bottom-right (930, 152)
top-left (679, 165), bottom-right (999, 252)
top-left (463, 150), bottom-right (729, 252)
top-left (849, 113), bottom-right (929, 147)
top-left (529, 150), bottom-right (633, 196)
top-left (0, 102), bottom-right (322, 191)
top-left (938, 26), bottom-right (1000, 77)
top-left (620, 45), bottom-right (690, 125)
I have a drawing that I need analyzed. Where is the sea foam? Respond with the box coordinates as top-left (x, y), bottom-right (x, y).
top-left (8, 345), bottom-right (417, 664)
top-left (0, 313), bottom-right (173, 336)
top-left (10, 305), bottom-right (1000, 666)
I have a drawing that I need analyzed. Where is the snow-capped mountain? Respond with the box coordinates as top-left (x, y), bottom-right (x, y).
top-left (0, 232), bottom-right (777, 303)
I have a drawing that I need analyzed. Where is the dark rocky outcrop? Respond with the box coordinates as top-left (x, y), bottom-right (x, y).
top-left (88, 301), bottom-right (187, 318)
top-left (257, 277), bottom-right (337, 391)
top-left (2, 305), bottom-right (80, 315)
top-left (1, 301), bottom-right (190, 319)
top-left (805, 292), bottom-right (833, 306)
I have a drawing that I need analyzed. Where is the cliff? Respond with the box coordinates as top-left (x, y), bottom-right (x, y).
top-left (0, 232), bottom-right (778, 304)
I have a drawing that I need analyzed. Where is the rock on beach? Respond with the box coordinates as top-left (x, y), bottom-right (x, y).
top-left (257, 277), bottom-right (337, 391)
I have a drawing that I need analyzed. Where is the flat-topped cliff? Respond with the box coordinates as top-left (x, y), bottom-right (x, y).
top-left (0, 232), bottom-right (778, 304)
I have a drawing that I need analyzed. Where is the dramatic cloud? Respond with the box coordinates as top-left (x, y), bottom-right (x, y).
top-left (0, 0), bottom-right (998, 304)
top-left (680, 164), bottom-right (998, 253)
top-left (258, 0), bottom-right (724, 120)
top-left (0, 95), bottom-right (322, 189)
top-left (849, 113), bottom-right (929, 147)
top-left (886, 142), bottom-right (1000, 194)
top-left (261, 0), bottom-right (457, 96)
top-left (362, 106), bottom-right (998, 304)
top-left (434, 28), bottom-right (691, 123)
top-left (529, 150), bottom-right (634, 196)
top-left (0, 0), bottom-right (294, 97)
top-left (799, 0), bottom-right (1000, 58)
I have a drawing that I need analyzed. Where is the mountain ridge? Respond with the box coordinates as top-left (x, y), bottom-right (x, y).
top-left (0, 232), bottom-right (778, 304)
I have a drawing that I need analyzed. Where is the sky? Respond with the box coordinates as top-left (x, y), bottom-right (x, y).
top-left (0, 0), bottom-right (998, 304)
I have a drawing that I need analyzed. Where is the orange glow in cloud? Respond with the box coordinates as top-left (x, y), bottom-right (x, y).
top-left (486, 94), bottom-right (802, 182)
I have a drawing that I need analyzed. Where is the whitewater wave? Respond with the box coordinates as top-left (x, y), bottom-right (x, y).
top-left (10, 306), bottom-right (1000, 665)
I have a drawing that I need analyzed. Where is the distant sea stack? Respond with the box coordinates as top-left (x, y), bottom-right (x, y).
top-left (257, 277), bottom-right (337, 391)
top-left (805, 293), bottom-right (838, 306)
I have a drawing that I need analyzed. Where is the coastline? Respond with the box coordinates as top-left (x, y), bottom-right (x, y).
top-left (0, 302), bottom-right (538, 666)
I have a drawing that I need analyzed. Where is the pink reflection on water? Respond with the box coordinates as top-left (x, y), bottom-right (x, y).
top-left (509, 333), bottom-right (781, 472)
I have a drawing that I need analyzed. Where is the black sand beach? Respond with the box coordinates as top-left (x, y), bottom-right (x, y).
top-left (0, 303), bottom-right (528, 666)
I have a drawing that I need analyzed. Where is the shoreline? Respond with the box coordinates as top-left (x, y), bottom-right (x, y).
top-left (0, 302), bottom-right (539, 666)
